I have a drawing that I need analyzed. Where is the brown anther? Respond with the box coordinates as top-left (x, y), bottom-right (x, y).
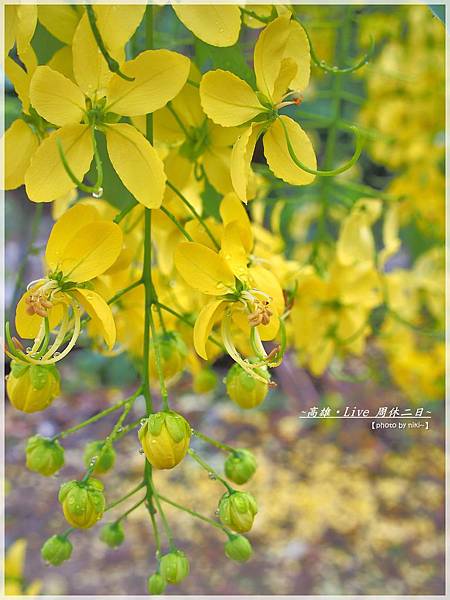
top-left (34, 307), bottom-right (48, 317)
top-left (26, 305), bottom-right (36, 315)
top-left (40, 298), bottom-right (53, 309)
top-left (248, 312), bottom-right (262, 327)
top-left (12, 337), bottom-right (25, 351)
top-left (266, 345), bottom-right (281, 362)
top-left (268, 380), bottom-right (278, 388)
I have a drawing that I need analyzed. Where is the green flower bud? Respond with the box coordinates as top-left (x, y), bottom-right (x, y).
top-left (218, 491), bottom-right (258, 533)
top-left (149, 332), bottom-right (188, 383)
top-left (224, 534), bottom-right (253, 562)
top-left (225, 363), bottom-right (269, 409)
top-left (225, 449), bottom-right (257, 485)
top-left (83, 441), bottom-right (116, 474)
top-left (41, 535), bottom-right (73, 566)
top-left (58, 478), bottom-right (105, 529)
top-left (139, 411), bottom-right (191, 470)
top-left (160, 549), bottom-right (190, 584)
top-left (25, 435), bottom-right (64, 476)
top-left (193, 368), bottom-right (217, 394)
top-left (147, 572), bottom-right (166, 595)
top-left (99, 522), bottom-right (125, 548)
top-left (7, 361), bottom-right (60, 413)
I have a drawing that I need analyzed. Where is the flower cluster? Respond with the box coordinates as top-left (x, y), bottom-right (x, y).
top-left (4, 4), bottom-right (444, 595)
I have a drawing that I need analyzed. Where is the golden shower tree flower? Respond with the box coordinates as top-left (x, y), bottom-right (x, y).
top-left (13, 204), bottom-right (123, 365)
top-left (154, 66), bottom-right (242, 195)
top-left (174, 194), bottom-right (285, 381)
top-left (200, 13), bottom-right (317, 201)
top-left (24, 13), bottom-right (190, 207)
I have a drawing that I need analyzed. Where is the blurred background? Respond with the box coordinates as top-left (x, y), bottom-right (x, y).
top-left (5, 3), bottom-right (445, 596)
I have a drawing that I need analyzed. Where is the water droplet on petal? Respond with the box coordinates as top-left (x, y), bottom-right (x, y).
top-left (92, 187), bottom-right (103, 199)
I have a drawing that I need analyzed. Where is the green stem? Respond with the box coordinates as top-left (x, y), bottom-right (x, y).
top-left (158, 494), bottom-right (232, 537)
top-left (298, 16), bottom-right (374, 74)
top-left (113, 201), bottom-right (138, 224)
top-left (106, 482), bottom-right (146, 512)
top-left (167, 181), bottom-right (220, 250)
top-left (156, 302), bottom-right (224, 350)
top-left (56, 137), bottom-right (101, 195)
top-left (86, 5), bottom-right (134, 81)
top-left (142, 208), bottom-right (154, 415)
top-left (188, 448), bottom-right (234, 493)
top-left (82, 398), bottom-right (134, 481)
top-left (280, 118), bottom-right (364, 177)
top-left (148, 477), bottom-right (176, 550)
top-left (166, 102), bottom-right (191, 138)
top-left (148, 291), bottom-right (170, 411)
top-left (116, 497), bottom-right (146, 523)
top-left (149, 499), bottom-right (162, 557)
top-left (193, 430), bottom-right (235, 453)
top-left (107, 279), bottom-right (142, 306)
top-left (160, 206), bottom-right (194, 241)
top-left (51, 388), bottom-right (142, 441)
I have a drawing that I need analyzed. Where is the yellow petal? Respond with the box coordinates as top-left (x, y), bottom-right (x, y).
top-left (29, 66), bottom-right (85, 127)
top-left (284, 19), bottom-right (311, 93)
top-left (200, 70), bottom-right (265, 127)
top-left (94, 5), bottom-right (145, 52)
top-left (272, 57), bottom-right (298, 104)
top-left (337, 213), bottom-right (375, 266)
top-left (5, 56), bottom-right (31, 112)
top-left (220, 192), bottom-right (253, 252)
top-left (73, 288), bottom-right (116, 349)
top-left (46, 204), bottom-right (100, 272)
top-left (194, 299), bottom-right (226, 359)
top-left (230, 123), bottom-right (263, 202)
top-left (38, 5), bottom-right (81, 44)
top-left (173, 5), bottom-right (241, 47)
top-left (263, 116), bottom-right (316, 185)
top-left (4, 120), bottom-right (38, 190)
top-left (14, 5), bottom-right (38, 73)
top-left (105, 123), bottom-right (166, 209)
top-left (249, 264), bottom-right (285, 314)
top-left (220, 221), bottom-right (249, 280)
top-left (254, 14), bottom-right (310, 101)
top-left (106, 50), bottom-right (190, 116)
top-left (15, 286), bottom-right (65, 340)
top-left (72, 13), bottom-right (123, 97)
top-left (25, 125), bottom-right (93, 203)
top-left (202, 147), bottom-right (233, 195)
top-left (57, 221), bottom-right (123, 282)
top-left (380, 204), bottom-right (400, 266)
top-left (48, 46), bottom-right (74, 81)
top-left (174, 241), bottom-right (235, 295)
top-left (5, 539), bottom-right (26, 579)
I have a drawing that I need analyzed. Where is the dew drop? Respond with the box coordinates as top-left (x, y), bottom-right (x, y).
top-left (140, 419), bottom-right (147, 425)
top-left (208, 472), bottom-right (217, 480)
top-left (116, 427), bottom-right (123, 433)
top-left (26, 347), bottom-right (32, 352)
top-left (138, 448), bottom-right (145, 454)
top-left (214, 509), bottom-right (220, 516)
top-left (92, 187), bottom-right (104, 199)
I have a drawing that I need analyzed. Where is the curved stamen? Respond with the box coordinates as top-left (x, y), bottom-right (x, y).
top-left (280, 117), bottom-right (364, 177)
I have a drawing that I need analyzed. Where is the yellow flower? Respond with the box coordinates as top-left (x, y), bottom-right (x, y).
top-left (5, 5), bottom-right (38, 72)
top-left (174, 193), bottom-right (284, 380)
top-left (200, 13), bottom-right (316, 201)
top-left (154, 66), bottom-right (242, 195)
top-left (24, 12), bottom-right (190, 206)
top-left (5, 539), bottom-right (42, 596)
top-left (139, 411), bottom-right (191, 470)
top-left (13, 204), bottom-right (123, 364)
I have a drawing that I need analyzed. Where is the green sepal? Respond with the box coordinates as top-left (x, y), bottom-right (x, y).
top-left (165, 412), bottom-right (189, 443)
top-left (148, 413), bottom-right (164, 436)
top-left (10, 361), bottom-right (30, 379)
top-left (29, 365), bottom-right (49, 390)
